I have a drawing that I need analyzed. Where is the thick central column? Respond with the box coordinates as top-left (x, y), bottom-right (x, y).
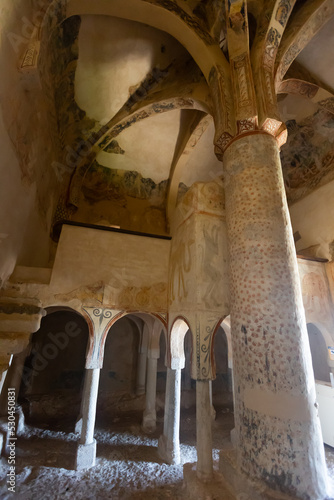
top-left (222, 133), bottom-right (329, 498)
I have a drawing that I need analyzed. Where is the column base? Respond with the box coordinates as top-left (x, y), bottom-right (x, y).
top-left (136, 386), bottom-right (145, 396)
top-left (142, 410), bottom-right (156, 433)
top-left (158, 434), bottom-right (180, 465)
top-left (75, 439), bottom-right (97, 470)
top-left (183, 462), bottom-right (234, 500)
top-left (219, 449), bottom-right (302, 500)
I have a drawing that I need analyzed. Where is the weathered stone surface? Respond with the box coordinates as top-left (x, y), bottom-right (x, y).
top-left (223, 132), bottom-right (329, 499)
top-left (74, 440), bottom-right (97, 470)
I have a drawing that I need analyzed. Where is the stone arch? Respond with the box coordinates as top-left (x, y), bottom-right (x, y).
top-left (208, 316), bottom-right (227, 380)
top-left (83, 308), bottom-right (166, 370)
top-left (307, 322), bottom-right (332, 383)
top-left (103, 311), bottom-right (167, 373)
top-left (44, 304), bottom-right (90, 360)
top-left (123, 312), bottom-right (167, 362)
top-left (68, 97), bottom-right (210, 208)
top-left (40, 0), bottom-right (229, 81)
top-left (220, 316), bottom-right (233, 370)
top-left (212, 326), bottom-right (228, 384)
top-left (169, 316), bottom-right (192, 370)
top-left (44, 305), bottom-right (88, 327)
top-left (98, 315), bottom-right (141, 401)
top-left (129, 312), bottom-right (167, 341)
top-left (217, 316), bottom-right (234, 401)
top-left (19, 307), bottom-right (89, 424)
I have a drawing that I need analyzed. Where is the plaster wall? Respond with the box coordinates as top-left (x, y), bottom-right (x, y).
top-left (49, 225), bottom-right (170, 312)
top-left (298, 258), bottom-right (334, 348)
top-left (290, 179), bottom-right (334, 260)
top-left (75, 15), bottom-right (187, 128)
top-left (0, 109), bottom-right (35, 286)
top-left (0, 0), bottom-right (59, 283)
top-left (326, 261), bottom-right (334, 308)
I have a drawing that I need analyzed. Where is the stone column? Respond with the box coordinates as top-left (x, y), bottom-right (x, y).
top-left (158, 367), bottom-right (181, 464)
top-left (196, 380), bottom-right (213, 481)
top-left (0, 355), bottom-right (12, 397)
top-left (75, 368), bottom-right (100, 470)
top-left (136, 351), bottom-right (147, 396)
top-left (7, 350), bottom-right (28, 401)
top-left (142, 356), bottom-right (158, 432)
top-left (221, 133), bottom-right (329, 498)
top-left (0, 348), bottom-right (29, 416)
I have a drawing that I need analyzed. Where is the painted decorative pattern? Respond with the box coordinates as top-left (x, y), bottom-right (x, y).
top-left (223, 133), bottom-right (326, 497)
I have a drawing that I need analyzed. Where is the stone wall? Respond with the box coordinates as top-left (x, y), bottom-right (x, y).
top-left (47, 224), bottom-right (170, 313)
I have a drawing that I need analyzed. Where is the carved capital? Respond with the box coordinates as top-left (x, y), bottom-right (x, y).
top-left (214, 118), bottom-right (287, 158)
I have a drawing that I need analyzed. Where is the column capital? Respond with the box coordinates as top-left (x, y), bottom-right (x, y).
top-left (211, 0), bottom-right (291, 161)
top-left (214, 121), bottom-right (287, 161)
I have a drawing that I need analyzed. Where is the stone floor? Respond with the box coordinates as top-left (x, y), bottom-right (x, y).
top-left (0, 402), bottom-right (333, 499)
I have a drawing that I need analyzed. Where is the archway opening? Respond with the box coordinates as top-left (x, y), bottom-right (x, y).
top-left (307, 323), bottom-right (331, 383)
top-left (211, 324), bottom-right (234, 446)
top-left (179, 328), bottom-right (197, 452)
top-left (95, 314), bottom-right (167, 432)
top-left (181, 329), bottom-right (196, 409)
top-left (212, 325), bottom-right (233, 409)
top-left (18, 309), bottom-right (89, 429)
top-left (157, 327), bottom-right (167, 422)
top-left (96, 316), bottom-right (141, 425)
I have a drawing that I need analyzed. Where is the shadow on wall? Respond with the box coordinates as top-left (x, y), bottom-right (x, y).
top-left (307, 323), bottom-right (331, 383)
top-left (212, 326), bottom-right (232, 406)
top-left (19, 309), bottom-right (89, 425)
top-left (97, 316), bottom-right (140, 418)
top-left (96, 314), bottom-right (167, 422)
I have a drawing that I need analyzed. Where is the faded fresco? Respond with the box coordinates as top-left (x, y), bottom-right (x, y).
top-left (281, 109), bottom-right (334, 203)
top-left (81, 162), bottom-right (167, 204)
top-left (71, 161), bottom-right (168, 234)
